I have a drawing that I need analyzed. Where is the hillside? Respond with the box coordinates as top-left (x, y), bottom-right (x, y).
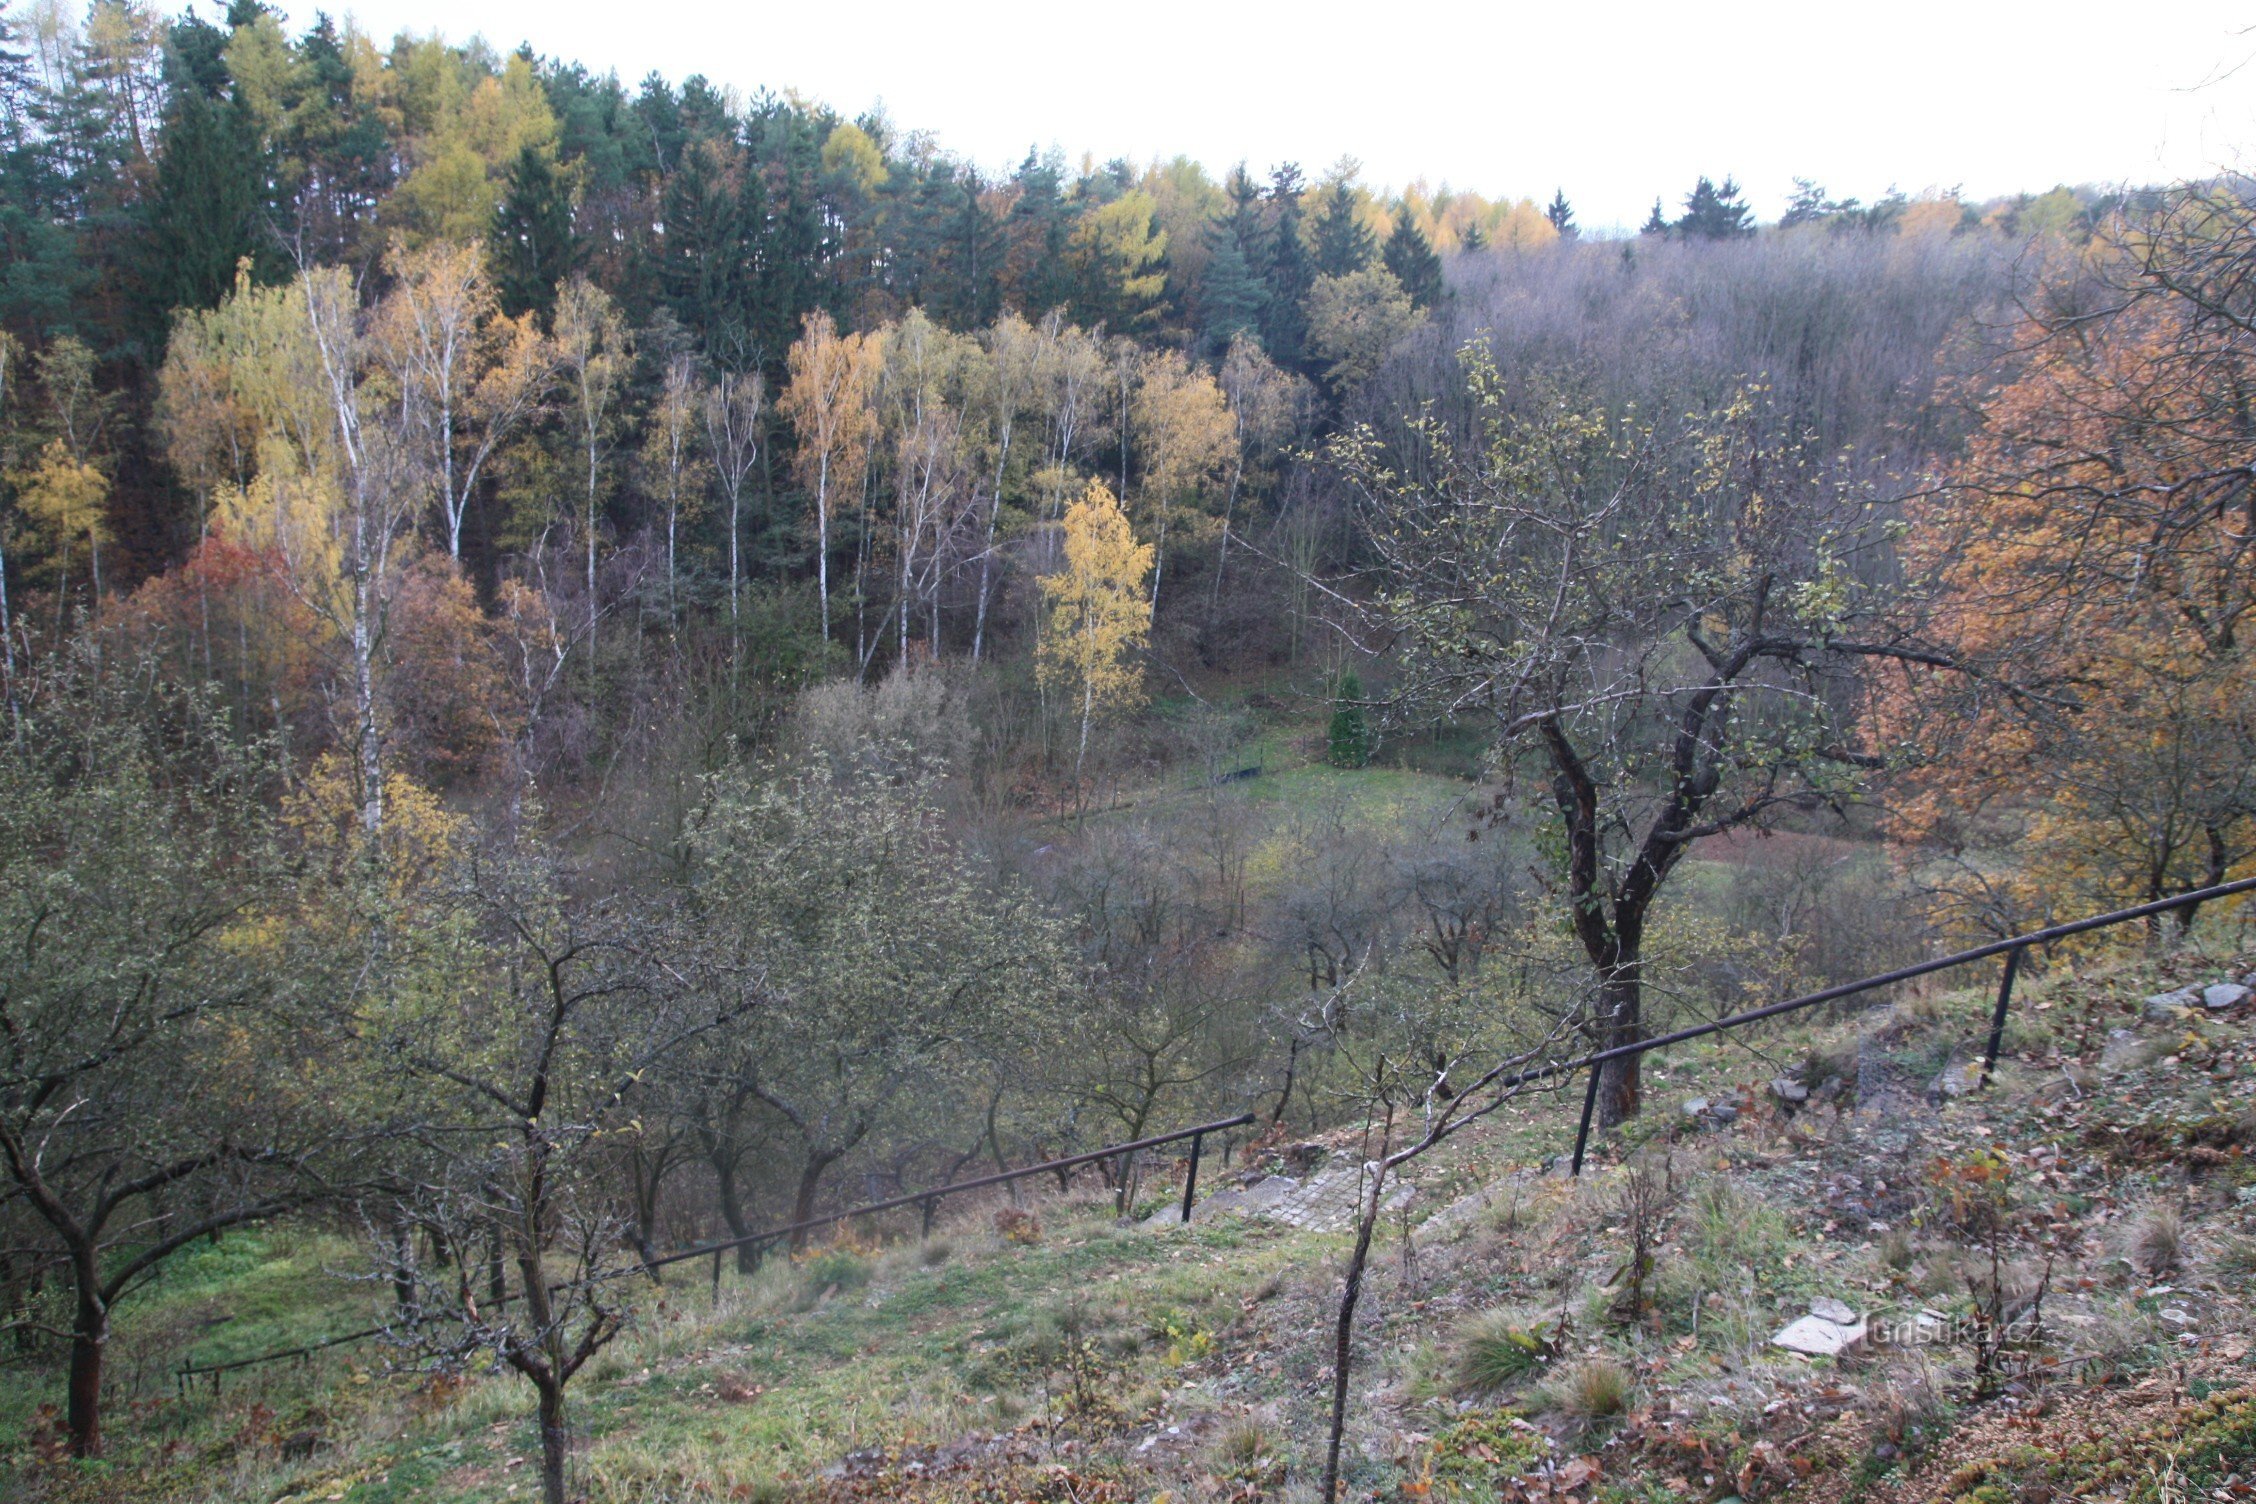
top-left (7, 945), bottom-right (2253, 1504)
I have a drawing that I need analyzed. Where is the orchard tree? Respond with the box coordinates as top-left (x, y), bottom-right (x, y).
top-left (371, 839), bottom-right (740, 1504)
top-left (1332, 346), bottom-right (1951, 1128)
top-left (678, 758), bottom-right (1078, 1244)
top-left (0, 658), bottom-right (340, 1459)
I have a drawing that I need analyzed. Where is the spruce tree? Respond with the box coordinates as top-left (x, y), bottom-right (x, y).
top-left (1312, 180), bottom-right (1376, 277)
top-left (1382, 212), bottom-right (1443, 309)
top-left (140, 16), bottom-right (266, 321)
top-left (492, 144), bottom-right (579, 320)
top-left (1262, 163), bottom-right (1312, 370)
top-left (1639, 197), bottom-right (1670, 236)
top-left (1676, 175), bottom-right (1753, 239)
top-left (1199, 225), bottom-right (1267, 353)
top-left (1327, 671), bottom-right (1371, 768)
top-left (1545, 188), bottom-right (1576, 239)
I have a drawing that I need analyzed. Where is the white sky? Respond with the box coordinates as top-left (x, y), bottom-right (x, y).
top-left (263, 0), bottom-right (2256, 232)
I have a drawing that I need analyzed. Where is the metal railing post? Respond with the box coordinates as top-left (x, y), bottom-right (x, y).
top-left (1569, 1058), bottom-right (1604, 1177)
top-left (1180, 1131), bottom-right (1205, 1224)
top-left (1979, 943), bottom-right (2026, 1089)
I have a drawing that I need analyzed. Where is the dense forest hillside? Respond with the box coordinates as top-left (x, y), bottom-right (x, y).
top-left (2, 4), bottom-right (2253, 1503)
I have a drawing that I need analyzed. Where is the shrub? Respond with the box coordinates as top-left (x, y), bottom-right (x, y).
top-left (788, 1246), bottom-right (870, 1310)
top-left (1326, 672), bottom-right (1371, 768)
top-left (994, 1206), bottom-right (1042, 1244)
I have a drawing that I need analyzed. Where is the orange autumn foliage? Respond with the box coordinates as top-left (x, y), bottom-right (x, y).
top-left (1893, 223), bottom-right (2256, 939)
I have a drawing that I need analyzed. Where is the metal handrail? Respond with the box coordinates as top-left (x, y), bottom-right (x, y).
top-left (173, 1112), bottom-right (1255, 1388)
top-left (1559, 873), bottom-right (2256, 1174)
top-left (164, 875), bottom-right (2256, 1388)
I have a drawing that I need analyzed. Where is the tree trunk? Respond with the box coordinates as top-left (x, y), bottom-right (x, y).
top-left (66, 1274), bottom-right (106, 1458)
top-left (788, 1151), bottom-right (839, 1253)
top-left (1322, 1173), bottom-right (1382, 1504)
top-left (1594, 965), bottom-right (1643, 1131)
top-left (713, 1156), bottom-right (758, 1275)
top-left (535, 1375), bottom-right (569, 1504)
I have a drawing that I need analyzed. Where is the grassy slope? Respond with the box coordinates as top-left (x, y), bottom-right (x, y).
top-left (8, 935), bottom-right (2255, 1504)
top-left (7, 699), bottom-right (2252, 1503)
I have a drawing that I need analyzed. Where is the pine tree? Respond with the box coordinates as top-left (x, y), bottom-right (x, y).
top-left (1382, 213), bottom-right (1443, 309)
top-left (1676, 175), bottom-right (1754, 239)
top-left (491, 145), bottom-right (579, 320)
top-left (1545, 189), bottom-right (1576, 239)
top-left (1639, 197), bottom-right (1670, 236)
top-left (1459, 220), bottom-right (1486, 252)
top-left (1311, 179), bottom-right (1375, 277)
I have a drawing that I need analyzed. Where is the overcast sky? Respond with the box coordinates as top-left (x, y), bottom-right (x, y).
top-left (263, 0), bottom-right (2256, 232)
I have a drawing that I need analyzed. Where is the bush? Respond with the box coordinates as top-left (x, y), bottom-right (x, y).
top-left (994, 1206), bottom-right (1042, 1244)
top-left (1326, 672), bottom-right (1371, 768)
top-left (791, 1246), bottom-right (870, 1306)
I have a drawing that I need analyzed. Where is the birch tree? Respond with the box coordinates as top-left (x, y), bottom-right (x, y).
top-left (376, 238), bottom-right (553, 560)
top-left (1038, 479), bottom-right (1152, 780)
top-left (700, 365), bottom-right (765, 649)
top-left (552, 276), bottom-right (629, 631)
top-left (779, 311), bottom-right (883, 645)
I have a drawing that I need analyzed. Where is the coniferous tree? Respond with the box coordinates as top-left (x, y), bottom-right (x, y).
top-left (1327, 670), bottom-right (1370, 768)
top-left (142, 90), bottom-right (264, 322)
top-left (1639, 197), bottom-right (1670, 236)
top-left (651, 136), bottom-right (762, 347)
top-left (1199, 227), bottom-right (1268, 354)
top-left (1262, 163), bottom-right (1312, 369)
top-left (931, 167), bottom-right (1005, 328)
top-left (491, 144), bottom-right (579, 320)
top-left (1545, 188), bottom-right (1576, 239)
top-left (1382, 213), bottom-right (1443, 309)
top-left (1008, 147), bottom-right (1076, 316)
top-left (1677, 174), bottom-right (1753, 239)
top-left (1311, 179), bottom-right (1375, 277)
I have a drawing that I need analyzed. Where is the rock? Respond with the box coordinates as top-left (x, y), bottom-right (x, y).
top-left (2145, 989), bottom-right (2201, 1020)
top-left (1772, 1313), bottom-right (1867, 1357)
top-left (2201, 982), bottom-right (2250, 1011)
top-left (1810, 1296), bottom-right (1859, 1325)
top-left (1771, 1076), bottom-right (1809, 1104)
top-left (1682, 1097), bottom-right (1710, 1118)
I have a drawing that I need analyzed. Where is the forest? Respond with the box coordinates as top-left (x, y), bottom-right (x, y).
top-left (3, 4), bottom-right (2255, 1504)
